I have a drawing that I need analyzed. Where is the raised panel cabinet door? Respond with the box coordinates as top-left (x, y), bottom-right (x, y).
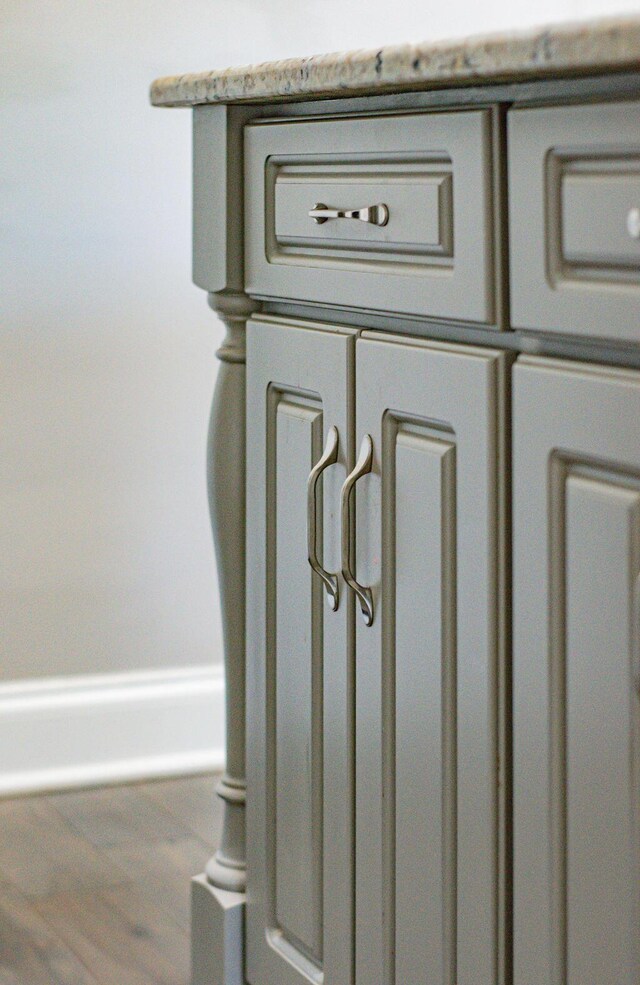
top-left (245, 315), bottom-right (356, 985)
top-left (513, 356), bottom-right (640, 985)
top-left (353, 333), bottom-right (507, 985)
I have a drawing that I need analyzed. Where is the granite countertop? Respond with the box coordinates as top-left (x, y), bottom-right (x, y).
top-left (150, 15), bottom-right (640, 108)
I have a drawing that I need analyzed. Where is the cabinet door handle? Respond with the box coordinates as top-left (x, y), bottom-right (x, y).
top-left (309, 202), bottom-right (389, 227)
top-left (307, 425), bottom-right (340, 611)
top-left (340, 433), bottom-right (374, 626)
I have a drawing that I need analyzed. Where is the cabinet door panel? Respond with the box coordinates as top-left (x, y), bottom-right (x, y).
top-left (354, 333), bottom-right (506, 985)
top-left (275, 397), bottom-right (324, 959)
top-left (513, 356), bottom-right (640, 985)
top-left (394, 430), bottom-right (457, 985)
top-left (246, 316), bottom-right (355, 985)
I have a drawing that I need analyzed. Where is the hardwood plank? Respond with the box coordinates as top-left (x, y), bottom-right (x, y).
top-left (35, 884), bottom-right (189, 985)
top-left (0, 881), bottom-right (99, 985)
top-left (0, 799), bottom-right (126, 900)
top-left (141, 774), bottom-right (222, 848)
top-left (47, 784), bottom-right (191, 849)
top-left (0, 777), bottom-right (217, 980)
top-left (104, 836), bottom-right (208, 932)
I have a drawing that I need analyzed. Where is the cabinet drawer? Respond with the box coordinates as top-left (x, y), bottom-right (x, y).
top-left (245, 111), bottom-right (495, 324)
top-left (509, 100), bottom-right (640, 343)
top-left (562, 170), bottom-right (640, 270)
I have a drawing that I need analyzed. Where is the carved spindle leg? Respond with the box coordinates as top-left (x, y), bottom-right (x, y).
top-left (204, 289), bottom-right (258, 893)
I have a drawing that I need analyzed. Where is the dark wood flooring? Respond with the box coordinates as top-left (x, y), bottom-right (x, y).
top-left (0, 774), bottom-right (222, 985)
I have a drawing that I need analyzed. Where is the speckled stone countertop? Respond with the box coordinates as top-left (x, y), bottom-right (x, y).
top-left (150, 15), bottom-right (640, 107)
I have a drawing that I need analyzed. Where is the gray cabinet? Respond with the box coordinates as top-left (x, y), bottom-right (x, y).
top-left (246, 317), bottom-right (507, 985)
top-left (154, 49), bottom-right (640, 985)
top-left (513, 356), bottom-right (640, 985)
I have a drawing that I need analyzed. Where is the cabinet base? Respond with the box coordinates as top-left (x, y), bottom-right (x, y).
top-left (191, 874), bottom-right (245, 985)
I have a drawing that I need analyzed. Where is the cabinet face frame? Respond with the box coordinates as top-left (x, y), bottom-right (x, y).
top-left (245, 316), bottom-right (356, 985)
top-left (513, 356), bottom-right (640, 985)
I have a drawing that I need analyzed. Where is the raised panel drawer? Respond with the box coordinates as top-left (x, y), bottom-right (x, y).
top-left (509, 100), bottom-right (640, 343)
top-left (245, 111), bottom-right (495, 324)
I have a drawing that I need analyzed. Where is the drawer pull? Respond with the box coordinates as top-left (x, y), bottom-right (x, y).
top-left (627, 207), bottom-right (640, 239)
top-left (340, 434), bottom-right (374, 627)
top-left (309, 201), bottom-right (389, 227)
top-left (307, 425), bottom-right (340, 611)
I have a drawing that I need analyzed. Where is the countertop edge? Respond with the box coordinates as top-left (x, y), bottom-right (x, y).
top-left (150, 15), bottom-right (640, 108)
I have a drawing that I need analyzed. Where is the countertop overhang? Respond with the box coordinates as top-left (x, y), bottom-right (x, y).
top-left (150, 15), bottom-right (640, 108)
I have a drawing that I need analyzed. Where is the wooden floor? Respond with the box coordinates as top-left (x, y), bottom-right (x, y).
top-left (0, 774), bottom-right (222, 985)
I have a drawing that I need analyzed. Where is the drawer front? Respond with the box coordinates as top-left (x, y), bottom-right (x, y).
top-left (509, 100), bottom-right (640, 343)
top-left (245, 111), bottom-right (495, 324)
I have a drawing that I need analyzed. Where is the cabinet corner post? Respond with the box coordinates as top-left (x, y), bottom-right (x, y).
top-left (205, 287), bottom-right (259, 894)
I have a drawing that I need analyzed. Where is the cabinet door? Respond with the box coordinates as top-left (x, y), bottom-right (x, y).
top-left (246, 315), bottom-right (355, 985)
top-left (353, 333), bottom-right (507, 985)
top-left (514, 356), bottom-right (640, 985)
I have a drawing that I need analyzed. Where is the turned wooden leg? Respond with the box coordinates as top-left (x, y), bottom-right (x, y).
top-left (204, 288), bottom-right (258, 893)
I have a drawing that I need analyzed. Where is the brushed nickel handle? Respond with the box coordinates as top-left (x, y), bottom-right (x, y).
top-left (628, 207), bottom-right (640, 239)
top-left (309, 201), bottom-right (389, 227)
top-left (307, 425), bottom-right (340, 611)
top-left (340, 434), bottom-right (374, 626)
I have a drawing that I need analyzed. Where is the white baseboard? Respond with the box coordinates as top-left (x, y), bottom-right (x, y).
top-left (0, 665), bottom-right (225, 797)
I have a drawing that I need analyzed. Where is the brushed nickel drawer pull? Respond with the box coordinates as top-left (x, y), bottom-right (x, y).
top-left (627, 207), bottom-right (640, 239)
top-left (307, 425), bottom-right (340, 611)
top-left (309, 202), bottom-right (389, 227)
top-left (340, 434), bottom-right (374, 627)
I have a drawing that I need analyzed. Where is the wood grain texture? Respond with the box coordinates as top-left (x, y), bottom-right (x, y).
top-left (47, 785), bottom-right (191, 848)
top-left (0, 881), bottom-right (99, 985)
top-left (0, 775), bottom-right (221, 985)
top-left (142, 775), bottom-right (220, 848)
top-left (0, 798), bottom-right (126, 900)
top-left (34, 885), bottom-right (188, 985)
top-left (105, 836), bottom-right (210, 932)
